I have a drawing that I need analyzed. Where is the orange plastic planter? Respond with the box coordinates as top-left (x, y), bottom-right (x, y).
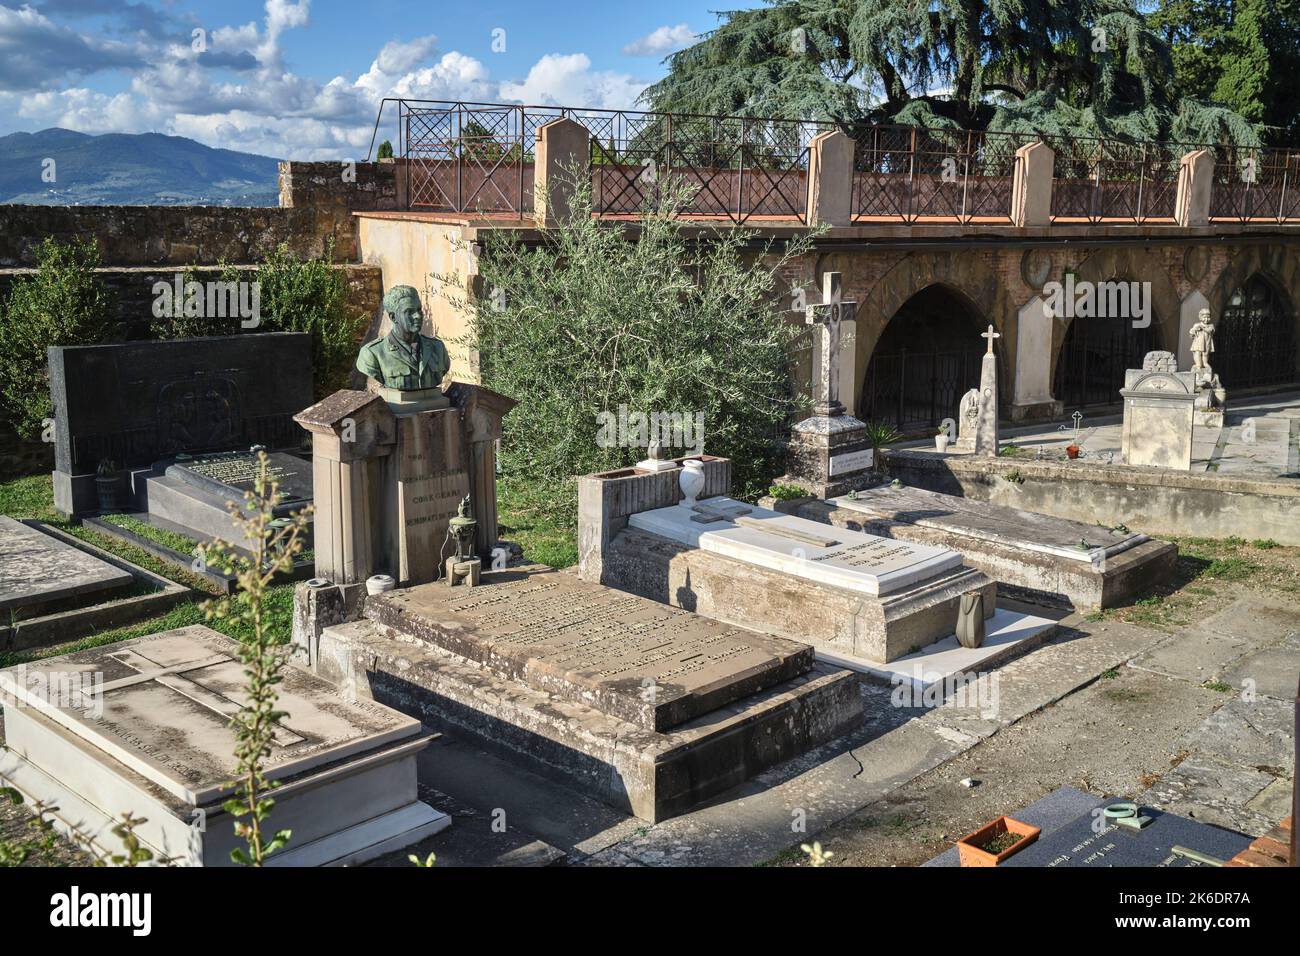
top-left (956, 816), bottom-right (1042, 867)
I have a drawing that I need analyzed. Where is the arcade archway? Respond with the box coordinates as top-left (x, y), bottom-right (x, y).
top-left (859, 285), bottom-right (989, 432)
top-left (1053, 311), bottom-right (1162, 409)
top-left (1215, 275), bottom-right (1297, 390)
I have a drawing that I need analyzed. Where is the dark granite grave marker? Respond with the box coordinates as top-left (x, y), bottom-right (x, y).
top-left (169, 450), bottom-right (313, 516)
top-left (1002, 799), bottom-right (1252, 867)
top-left (49, 333), bottom-right (312, 515)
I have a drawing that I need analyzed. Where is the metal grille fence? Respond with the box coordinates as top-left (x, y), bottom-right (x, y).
top-left (1047, 137), bottom-right (1187, 223)
top-left (368, 99), bottom-right (1300, 224)
top-left (851, 126), bottom-right (1030, 222)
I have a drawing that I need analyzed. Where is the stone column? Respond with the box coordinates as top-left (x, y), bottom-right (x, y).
top-left (1010, 141), bottom-right (1054, 227)
top-left (805, 130), bottom-right (855, 227)
top-left (447, 383), bottom-right (518, 559)
top-left (294, 391), bottom-right (397, 585)
top-left (534, 117), bottom-right (591, 227)
top-left (1176, 149), bottom-right (1214, 227)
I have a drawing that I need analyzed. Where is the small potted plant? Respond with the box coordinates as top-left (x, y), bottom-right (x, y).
top-left (863, 420), bottom-right (901, 474)
top-left (956, 815), bottom-right (1041, 866)
top-left (1065, 443), bottom-right (1081, 460)
top-left (934, 426), bottom-right (950, 453)
top-left (95, 458), bottom-right (121, 513)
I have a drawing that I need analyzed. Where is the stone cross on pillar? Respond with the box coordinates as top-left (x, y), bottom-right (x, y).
top-left (806, 272), bottom-right (856, 417)
top-left (982, 324), bottom-right (1001, 354)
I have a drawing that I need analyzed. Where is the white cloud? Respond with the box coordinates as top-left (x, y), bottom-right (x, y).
top-left (622, 24), bottom-right (696, 57)
top-left (5, 1), bottom-right (650, 159)
top-left (498, 53), bottom-right (644, 110)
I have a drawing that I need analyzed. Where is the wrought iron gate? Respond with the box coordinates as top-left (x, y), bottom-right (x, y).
top-left (1215, 277), bottom-right (1297, 390)
top-left (1054, 316), bottom-right (1159, 408)
top-left (860, 347), bottom-right (984, 433)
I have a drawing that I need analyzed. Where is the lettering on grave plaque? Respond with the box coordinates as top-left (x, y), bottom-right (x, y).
top-left (814, 539), bottom-right (917, 568)
top-left (383, 575), bottom-right (804, 729)
top-left (391, 411), bottom-right (471, 582)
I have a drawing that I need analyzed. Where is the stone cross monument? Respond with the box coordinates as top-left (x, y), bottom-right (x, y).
top-left (974, 324), bottom-right (1000, 457)
top-left (779, 272), bottom-right (876, 498)
top-left (806, 272), bottom-right (852, 417)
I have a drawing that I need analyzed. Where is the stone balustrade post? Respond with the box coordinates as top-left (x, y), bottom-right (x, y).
top-left (805, 130), bottom-right (855, 227)
top-left (1176, 149), bottom-right (1215, 227)
top-left (1011, 141), bottom-right (1054, 227)
top-left (534, 118), bottom-right (591, 227)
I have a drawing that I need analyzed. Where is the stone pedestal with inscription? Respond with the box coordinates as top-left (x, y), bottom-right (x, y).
top-left (315, 568), bottom-right (861, 821)
top-left (0, 625), bottom-right (449, 866)
top-left (295, 384), bottom-right (515, 589)
top-left (1120, 366), bottom-right (1198, 470)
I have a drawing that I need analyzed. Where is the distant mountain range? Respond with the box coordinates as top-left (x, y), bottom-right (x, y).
top-left (0, 129), bottom-right (281, 206)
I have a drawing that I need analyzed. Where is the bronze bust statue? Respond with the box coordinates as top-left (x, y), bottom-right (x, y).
top-left (356, 285), bottom-right (450, 391)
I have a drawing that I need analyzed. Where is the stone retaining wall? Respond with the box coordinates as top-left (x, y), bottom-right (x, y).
top-left (0, 161), bottom-right (400, 269)
top-left (883, 449), bottom-right (1300, 545)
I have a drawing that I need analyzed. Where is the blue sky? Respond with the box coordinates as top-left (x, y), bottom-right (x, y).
top-left (0, 0), bottom-right (751, 158)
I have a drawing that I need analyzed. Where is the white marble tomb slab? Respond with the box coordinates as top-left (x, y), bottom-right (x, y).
top-left (0, 625), bottom-right (421, 806)
top-left (628, 497), bottom-right (963, 597)
top-left (831, 486), bottom-right (1150, 564)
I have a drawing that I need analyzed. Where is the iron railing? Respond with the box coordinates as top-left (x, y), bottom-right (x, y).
top-left (851, 126), bottom-right (1032, 223)
top-left (370, 98), bottom-right (832, 223)
top-left (368, 99), bottom-right (1300, 225)
top-left (1046, 137), bottom-right (1189, 223)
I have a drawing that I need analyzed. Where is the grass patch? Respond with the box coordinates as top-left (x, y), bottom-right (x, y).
top-left (1101, 668), bottom-right (1120, 680)
top-left (1251, 539), bottom-right (1280, 550)
top-left (497, 474), bottom-right (578, 569)
top-left (756, 845), bottom-right (806, 867)
top-left (1202, 556), bottom-right (1259, 581)
top-left (1102, 687), bottom-right (1150, 704)
top-left (767, 483), bottom-right (808, 501)
top-left (101, 512), bottom-right (201, 555)
top-left (1201, 679), bottom-right (1233, 693)
top-left (0, 473), bottom-right (58, 521)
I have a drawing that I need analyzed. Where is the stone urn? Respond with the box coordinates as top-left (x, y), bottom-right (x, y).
top-left (95, 459), bottom-right (121, 514)
top-left (679, 459), bottom-right (706, 508)
top-left (955, 592), bottom-right (986, 649)
top-left (934, 431), bottom-right (950, 453)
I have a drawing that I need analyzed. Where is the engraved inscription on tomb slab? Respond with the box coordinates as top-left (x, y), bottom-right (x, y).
top-left (366, 570), bottom-right (814, 731)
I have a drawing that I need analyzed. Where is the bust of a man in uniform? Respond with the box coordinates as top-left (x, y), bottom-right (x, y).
top-left (356, 285), bottom-right (450, 391)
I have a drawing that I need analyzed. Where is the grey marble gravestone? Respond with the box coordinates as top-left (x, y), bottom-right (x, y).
top-left (49, 333), bottom-right (312, 516)
top-left (316, 566), bottom-right (862, 821)
top-left (0, 624), bottom-right (448, 866)
top-left (0, 516), bottom-right (133, 614)
top-left (143, 448), bottom-right (314, 548)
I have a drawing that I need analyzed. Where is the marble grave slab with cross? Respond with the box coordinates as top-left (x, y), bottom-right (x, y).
top-left (630, 497), bottom-right (964, 597)
top-left (0, 626), bottom-right (420, 805)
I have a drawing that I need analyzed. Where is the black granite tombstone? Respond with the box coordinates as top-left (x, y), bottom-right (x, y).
top-left (1002, 799), bottom-right (1252, 868)
top-left (48, 333), bottom-right (313, 515)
